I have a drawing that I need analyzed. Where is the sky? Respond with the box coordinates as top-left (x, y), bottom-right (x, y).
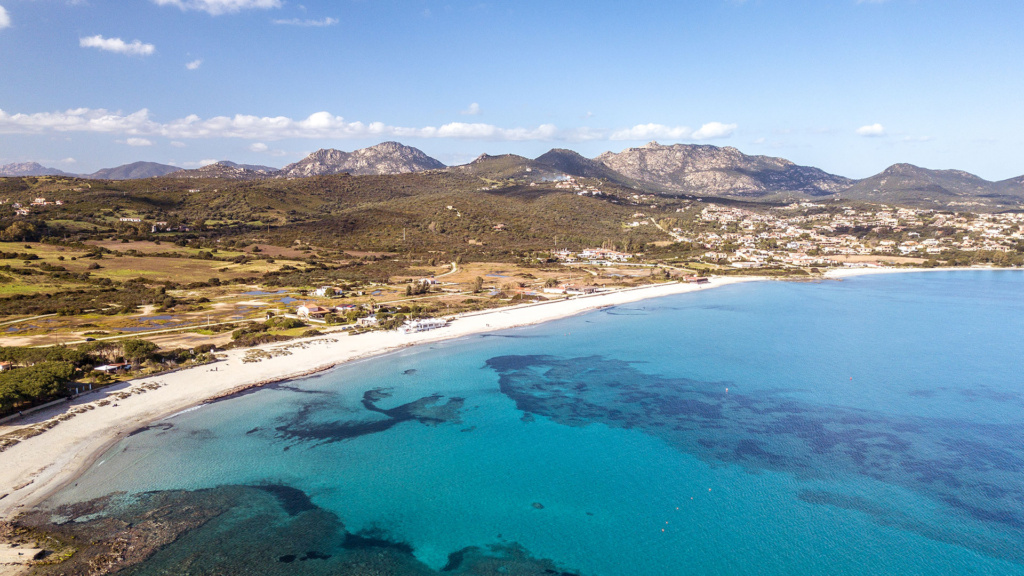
top-left (1, 0), bottom-right (1023, 179)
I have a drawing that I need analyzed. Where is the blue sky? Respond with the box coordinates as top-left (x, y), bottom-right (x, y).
top-left (1, 0), bottom-right (1022, 179)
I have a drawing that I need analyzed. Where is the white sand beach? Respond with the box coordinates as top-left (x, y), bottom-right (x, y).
top-left (0, 277), bottom-right (757, 522)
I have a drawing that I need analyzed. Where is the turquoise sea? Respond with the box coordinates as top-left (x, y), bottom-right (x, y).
top-left (47, 271), bottom-right (1024, 575)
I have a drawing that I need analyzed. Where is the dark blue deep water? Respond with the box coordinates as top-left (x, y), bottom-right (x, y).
top-left (53, 271), bottom-right (1024, 575)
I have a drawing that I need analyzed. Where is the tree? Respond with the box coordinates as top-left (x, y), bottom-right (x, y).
top-left (122, 339), bottom-right (158, 365)
top-left (1, 221), bottom-right (38, 242)
top-left (472, 276), bottom-right (484, 293)
top-left (0, 362), bottom-right (75, 414)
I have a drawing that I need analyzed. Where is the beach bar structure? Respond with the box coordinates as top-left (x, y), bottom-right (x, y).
top-left (93, 363), bottom-right (132, 373)
top-left (398, 318), bottom-right (448, 334)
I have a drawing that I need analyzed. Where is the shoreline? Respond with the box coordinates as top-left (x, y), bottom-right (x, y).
top-left (823, 264), bottom-right (1012, 279)
top-left (2, 265), bottom-right (1018, 524)
top-left (0, 277), bottom-right (757, 521)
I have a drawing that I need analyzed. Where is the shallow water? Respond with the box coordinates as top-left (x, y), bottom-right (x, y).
top-left (47, 271), bottom-right (1024, 575)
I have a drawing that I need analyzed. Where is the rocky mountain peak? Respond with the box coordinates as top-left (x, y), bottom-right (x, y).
top-left (279, 142), bottom-right (444, 177)
top-left (0, 162), bottom-right (73, 177)
top-left (596, 142), bottom-right (851, 198)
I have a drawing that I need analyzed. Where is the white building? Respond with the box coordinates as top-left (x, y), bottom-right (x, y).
top-left (398, 318), bottom-right (448, 334)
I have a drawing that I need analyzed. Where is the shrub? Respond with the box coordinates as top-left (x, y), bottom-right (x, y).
top-left (266, 317), bottom-right (304, 330)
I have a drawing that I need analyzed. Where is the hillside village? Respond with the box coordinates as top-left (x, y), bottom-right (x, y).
top-left (676, 202), bottom-right (1024, 268)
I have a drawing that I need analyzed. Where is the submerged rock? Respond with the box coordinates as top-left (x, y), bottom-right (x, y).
top-left (15, 484), bottom-right (581, 575)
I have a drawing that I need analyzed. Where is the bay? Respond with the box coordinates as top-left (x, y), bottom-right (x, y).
top-left (45, 270), bottom-right (1024, 575)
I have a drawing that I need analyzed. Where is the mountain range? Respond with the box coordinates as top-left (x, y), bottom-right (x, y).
top-left (4, 141), bottom-right (1023, 208)
top-left (0, 161), bottom-right (180, 179)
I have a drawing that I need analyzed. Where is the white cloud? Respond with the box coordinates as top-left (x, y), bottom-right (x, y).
top-left (0, 108), bottom-right (564, 141)
top-left (199, 158), bottom-right (219, 166)
top-left (186, 59), bottom-right (203, 70)
top-left (0, 108), bottom-right (159, 134)
top-left (460, 102), bottom-right (481, 116)
top-left (170, 140), bottom-right (186, 147)
top-left (272, 17), bottom-right (338, 26)
top-left (249, 142), bottom-right (268, 152)
top-left (153, 0), bottom-right (281, 15)
top-left (610, 121), bottom-right (736, 141)
top-left (0, 5), bottom-right (11, 30)
top-left (856, 123), bottom-right (886, 137)
top-left (692, 121), bottom-right (737, 140)
top-left (59, 157), bottom-right (77, 164)
top-left (126, 137), bottom-right (153, 146)
top-left (80, 35), bottom-right (155, 56)
top-left (610, 124), bottom-right (694, 141)
top-left (0, 106), bottom-right (732, 145)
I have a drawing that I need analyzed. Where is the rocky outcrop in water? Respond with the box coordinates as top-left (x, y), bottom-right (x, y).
top-left (15, 484), bottom-right (580, 575)
top-left (486, 353), bottom-right (1024, 564)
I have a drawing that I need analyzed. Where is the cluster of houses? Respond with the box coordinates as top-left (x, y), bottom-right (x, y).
top-left (547, 175), bottom-right (605, 197)
top-left (7, 197), bottom-right (65, 217)
top-left (542, 284), bottom-right (602, 295)
top-left (296, 301), bottom-right (451, 334)
top-left (553, 248), bottom-right (635, 264)
top-left (676, 202), bottom-right (1024, 268)
top-left (31, 197), bottom-right (62, 206)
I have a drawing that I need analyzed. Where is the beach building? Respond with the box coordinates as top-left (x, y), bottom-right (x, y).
top-left (580, 248), bottom-right (633, 262)
top-left (398, 318), bottom-right (448, 334)
top-left (564, 284), bottom-right (600, 295)
top-left (297, 303), bottom-right (329, 319)
top-left (311, 286), bottom-right (342, 297)
top-left (93, 363), bottom-right (131, 373)
top-left (553, 249), bottom-right (577, 262)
